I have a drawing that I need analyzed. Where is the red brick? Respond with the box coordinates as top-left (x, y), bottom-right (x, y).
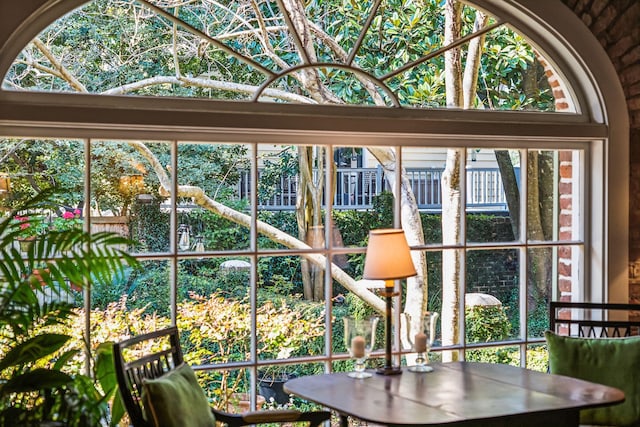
top-left (591, 0), bottom-right (609, 16)
top-left (619, 62), bottom-right (640, 86)
top-left (558, 261), bottom-right (572, 277)
top-left (559, 182), bottom-right (573, 193)
top-left (558, 246), bottom-right (571, 259)
top-left (592, 5), bottom-right (617, 36)
top-left (559, 163), bottom-right (572, 177)
top-left (558, 278), bottom-right (573, 293)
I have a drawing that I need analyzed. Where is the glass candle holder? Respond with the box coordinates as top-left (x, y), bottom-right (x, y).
top-left (344, 316), bottom-right (379, 378)
top-left (405, 311), bottom-right (438, 373)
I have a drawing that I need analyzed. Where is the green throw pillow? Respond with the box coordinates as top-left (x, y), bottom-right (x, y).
top-left (142, 362), bottom-right (215, 427)
top-left (545, 330), bottom-right (640, 426)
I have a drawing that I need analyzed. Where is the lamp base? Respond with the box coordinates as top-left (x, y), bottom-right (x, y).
top-left (376, 366), bottom-right (403, 375)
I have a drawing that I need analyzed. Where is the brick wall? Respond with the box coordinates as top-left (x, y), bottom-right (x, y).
top-left (561, 0), bottom-right (640, 301)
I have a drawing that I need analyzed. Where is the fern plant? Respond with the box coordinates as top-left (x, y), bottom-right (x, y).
top-left (0, 189), bottom-right (137, 426)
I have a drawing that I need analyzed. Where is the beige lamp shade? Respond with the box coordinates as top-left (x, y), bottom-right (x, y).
top-left (363, 229), bottom-right (417, 281)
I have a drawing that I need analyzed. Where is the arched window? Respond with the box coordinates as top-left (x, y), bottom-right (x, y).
top-left (0, 0), bottom-right (627, 412)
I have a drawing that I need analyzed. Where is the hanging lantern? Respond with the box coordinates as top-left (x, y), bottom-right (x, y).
top-left (177, 224), bottom-right (191, 251)
top-left (0, 173), bottom-right (10, 197)
top-left (194, 235), bottom-right (205, 253)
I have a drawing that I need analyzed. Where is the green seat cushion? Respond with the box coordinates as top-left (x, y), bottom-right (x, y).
top-left (141, 362), bottom-right (215, 427)
top-left (545, 330), bottom-right (640, 426)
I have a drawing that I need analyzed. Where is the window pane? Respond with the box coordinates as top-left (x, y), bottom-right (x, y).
top-left (527, 150), bottom-right (582, 243)
top-left (178, 142), bottom-right (251, 252)
top-left (257, 255), bottom-right (326, 360)
top-left (5, 1), bottom-right (573, 112)
top-left (92, 140), bottom-right (170, 253)
top-left (465, 345), bottom-right (520, 366)
top-left (527, 343), bottom-right (548, 372)
top-left (401, 147), bottom-right (444, 245)
top-left (257, 144), bottom-right (325, 250)
top-left (90, 259), bottom-right (172, 336)
top-left (466, 149), bottom-right (520, 243)
top-left (466, 248), bottom-right (519, 342)
top-left (528, 245), bottom-right (583, 338)
top-left (0, 137), bottom-right (84, 219)
top-left (178, 279), bottom-right (251, 364)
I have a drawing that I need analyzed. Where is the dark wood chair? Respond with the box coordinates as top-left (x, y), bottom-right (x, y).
top-left (113, 326), bottom-right (331, 427)
top-left (549, 301), bottom-right (640, 337)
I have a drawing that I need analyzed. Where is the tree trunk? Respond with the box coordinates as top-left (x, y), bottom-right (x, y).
top-left (495, 150), bottom-right (520, 240)
top-left (441, 0), bottom-right (464, 362)
top-left (527, 151), bottom-right (553, 309)
top-left (297, 146), bottom-right (325, 301)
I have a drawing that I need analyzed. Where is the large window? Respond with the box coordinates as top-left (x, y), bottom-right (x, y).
top-left (0, 0), bottom-right (625, 415)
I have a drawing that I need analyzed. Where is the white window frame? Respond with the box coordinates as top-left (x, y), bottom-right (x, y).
top-left (0, 0), bottom-right (629, 352)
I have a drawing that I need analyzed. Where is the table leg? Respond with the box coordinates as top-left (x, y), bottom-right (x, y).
top-left (339, 414), bottom-right (349, 427)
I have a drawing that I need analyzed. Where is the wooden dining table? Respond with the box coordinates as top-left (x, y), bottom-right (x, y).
top-left (283, 361), bottom-right (625, 427)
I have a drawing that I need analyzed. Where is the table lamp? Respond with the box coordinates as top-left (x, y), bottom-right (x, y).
top-left (363, 229), bottom-right (417, 375)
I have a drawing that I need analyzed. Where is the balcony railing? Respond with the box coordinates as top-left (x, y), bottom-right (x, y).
top-left (237, 167), bottom-right (510, 212)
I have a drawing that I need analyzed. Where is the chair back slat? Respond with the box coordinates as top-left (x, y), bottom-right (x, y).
top-left (550, 302), bottom-right (640, 338)
top-left (113, 326), bottom-right (184, 427)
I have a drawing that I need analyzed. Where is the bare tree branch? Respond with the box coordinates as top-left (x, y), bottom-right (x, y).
top-left (100, 74), bottom-right (316, 103)
top-left (32, 38), bottom-right (87, 92)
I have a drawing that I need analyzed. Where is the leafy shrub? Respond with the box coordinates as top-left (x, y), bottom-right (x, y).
top-left (465, 304), bottom-right (511, 343)
top-left (465, 347), bottom-right (518, 365)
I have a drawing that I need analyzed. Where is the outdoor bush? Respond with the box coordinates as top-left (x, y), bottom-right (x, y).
top-left (464, 304), bottom-right (518, 366)
top-left (176, 292), bottom-right (324, 404)
top-left (257, 256), bottom-right (304, 295)
top-left (213, 269), bottom-right (252, 299)
top-left (124, 263), bottom-right (171, 315)
top-left (48, 291), bottom-right (326, 410)
top-left (465, 304), bottom-right (511, 343)
top-left (90, 266), bottom-right (134, 309)
top-left (257, 211), bottom-right (297, 249)
top-left (466, 213), bottom-right (514, 242)
top-left (421, 214), bottom-right (442, 243)
top-left (194, 205), bottom-right (250, 251)
top-left (465, 344), bottom-right (549, 371)
top-left (526, 297), bottom-right (551, 338)
top-left (525, 345), bottom-right (549, 372)
top-left (465, 347), bottom-right (518, 365)
top-left (130, 201), bottom-right (170, 252)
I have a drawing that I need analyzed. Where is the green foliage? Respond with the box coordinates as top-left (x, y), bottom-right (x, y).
top-left (129, 198), bottom-right (169, 252)
top-left (465, 345), bottom-right (549, 372)
top-left (177, 293), bottom-right (324, 404)
top-left (94, 342), bottom-right (126, 426)
top-left (0, 189), bottom-right (137, 426)
top-left (465, 305), bottom-right (511, 343)
top-left (525, 345), bottom-right (549, 372)
top-left (4, 0), bottom-right (554, 112)
top-left (465, 347), bottom-right (518, 365)
top-left (258, 147), bottom-right (298, 202)
top-left (464, 304), bottom-right (517, 366)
